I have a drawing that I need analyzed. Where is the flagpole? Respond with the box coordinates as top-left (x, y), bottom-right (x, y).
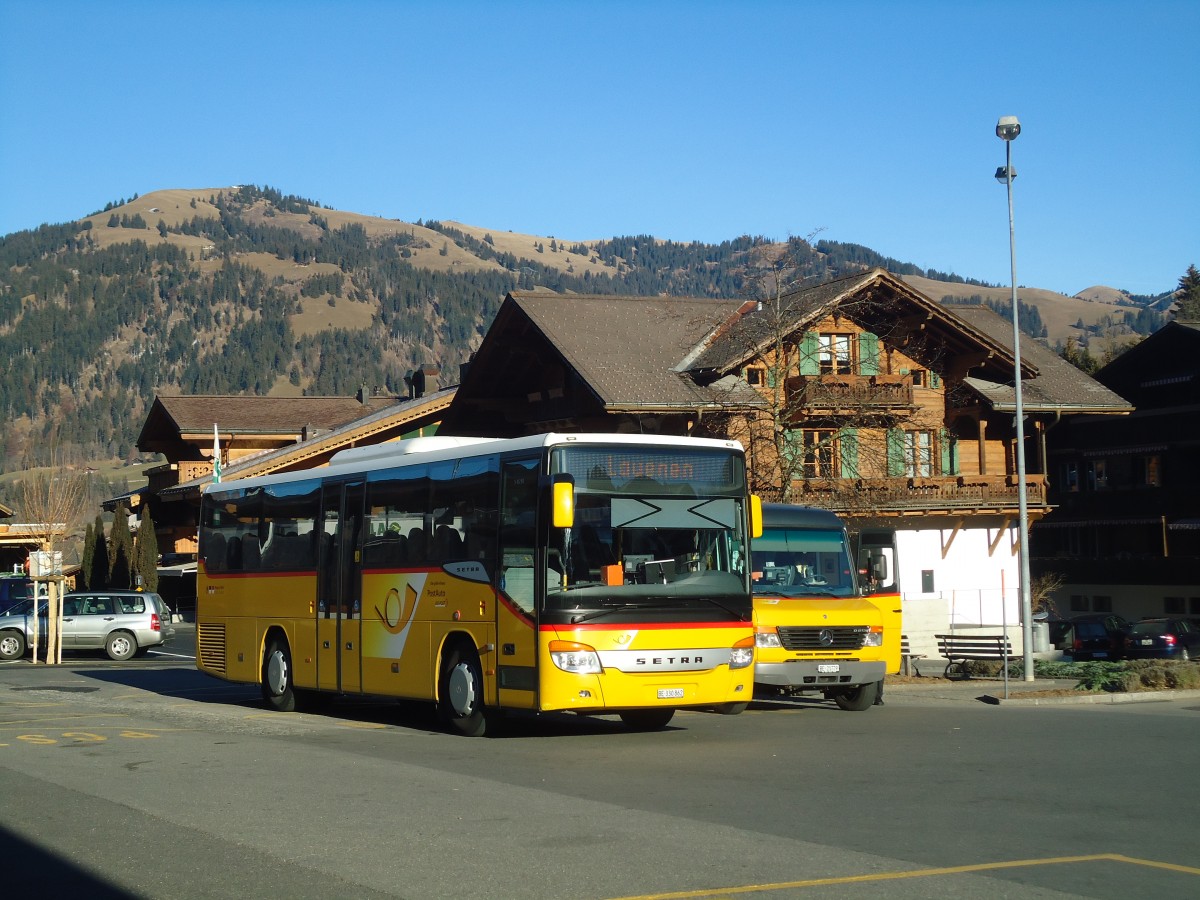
top-left (213, 424), bottom-right (222, 484)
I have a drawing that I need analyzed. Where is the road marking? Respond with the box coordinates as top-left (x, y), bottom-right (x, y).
top-left (152, 650), bottom-right (196, 660)
top-left (608, 854), bottom-right (1200, 899)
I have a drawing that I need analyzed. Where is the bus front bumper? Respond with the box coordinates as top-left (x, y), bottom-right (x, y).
top-left (754, 659), bottom-right (886, 690)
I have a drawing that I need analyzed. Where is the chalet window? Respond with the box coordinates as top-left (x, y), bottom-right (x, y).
top-left (903, 430), bottom-right (934, 478)
top-left (1086, 460), bottom-right (1107, 491)
top-left (818, 334), bottom-right (853, 375)
top-left (1092, 595), bottom-right (1112, 612)
top-left (1138, 454), bottom-right (1161, 487)
top-left (1062, 462), bottom-right (1079, 492)
top-left (745, 366), bottom-right (765, 386)
top-left (911, 369), bottom-right (925, 387)
top-left (1069, 594), bottom-right (1089, 612)
top-left (801, 428), bottom-right (838, 478)
top-left (1165, 596), bottom-right (1185, 615)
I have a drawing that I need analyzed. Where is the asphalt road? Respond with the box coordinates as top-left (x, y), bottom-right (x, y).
top-left (1, 631), bottom-right (1198, 900)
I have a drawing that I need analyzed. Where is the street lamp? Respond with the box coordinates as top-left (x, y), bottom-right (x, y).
top-left (996, 114), bottom-right (1034, 682)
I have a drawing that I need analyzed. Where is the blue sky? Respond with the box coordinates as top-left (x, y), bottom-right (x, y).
top-left (2, 0), bottom-right (1195, 297)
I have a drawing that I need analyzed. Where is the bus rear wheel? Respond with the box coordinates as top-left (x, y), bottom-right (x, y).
top-left (619, 708), bottom-right (675, 731)
top-left (438, 644), bottom-right (487, 737)
top-left (262, 637), bottom-right (298, 712)
top-left (830, 680), bottom-right (880, 711)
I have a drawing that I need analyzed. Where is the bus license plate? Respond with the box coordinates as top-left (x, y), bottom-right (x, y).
top-left (817, 664), bottom-right (840, 674)
top-left (657, 688), bottom-right (685, 699)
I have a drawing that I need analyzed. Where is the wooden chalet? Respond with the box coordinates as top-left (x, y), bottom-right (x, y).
top-left (440, 269), bottom-right (1132, 638)
top-left (442, 269), bottom-right (1132, 526)
top-left (115, 386), bottom-right (453, 566)
top-left (1037, 320), bottom-right (1200, 619)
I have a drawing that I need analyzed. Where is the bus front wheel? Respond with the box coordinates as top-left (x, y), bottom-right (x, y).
top-left (438, 644), bottom-right (487, 737)
top-left (262, 638), bottom-right (298, 712)
top-left (619, 708), bottom-right (675, 731)
top-left (830, 680), bottom-right (880, 711)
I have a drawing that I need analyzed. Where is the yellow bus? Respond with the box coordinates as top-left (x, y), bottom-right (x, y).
top-left (197, 432), bottom-right (760, 735)
top-left (750, 505), bottom-right (901, 710)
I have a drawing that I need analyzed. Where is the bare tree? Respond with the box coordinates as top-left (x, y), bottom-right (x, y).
top-left (18, 462), bottom-right (91, 664)
top-left (702, 241), bottom-right (949, 520)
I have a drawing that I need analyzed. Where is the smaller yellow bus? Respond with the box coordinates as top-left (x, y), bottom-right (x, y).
top-left (197, 432), bottom-right (760, 735)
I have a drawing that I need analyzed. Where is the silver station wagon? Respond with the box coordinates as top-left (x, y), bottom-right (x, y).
top-left (0, 590), bottom-right (175, 661)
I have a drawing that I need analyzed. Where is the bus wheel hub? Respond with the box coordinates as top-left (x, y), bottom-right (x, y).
top-left (448, 663), bottom-right (476, 715)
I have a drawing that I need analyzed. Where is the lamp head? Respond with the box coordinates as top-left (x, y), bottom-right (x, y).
top-left (996, 115), bottom-right (1021, 141)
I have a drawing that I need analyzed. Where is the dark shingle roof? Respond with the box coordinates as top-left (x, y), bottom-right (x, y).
top-left (150, 394), bottom-right (398, 435)
top-left (954, 307), bottom-right (1133, 412)
top-left (510, 292), bottom-right (744, 408)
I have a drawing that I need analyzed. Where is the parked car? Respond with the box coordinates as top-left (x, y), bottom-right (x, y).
top-left (0, 590), bottom-right (175, 662)
top-left (1123, 618), bottom-right (1200, 662)
top-left (1068, 614), bottom-right (1132, 661)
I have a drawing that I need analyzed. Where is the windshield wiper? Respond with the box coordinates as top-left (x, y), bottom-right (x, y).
top-left (570, 604), bottom-right (643, 624)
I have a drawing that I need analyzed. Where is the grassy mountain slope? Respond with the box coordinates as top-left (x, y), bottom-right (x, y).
top-left (0, 185), bottom-right (1168, 482)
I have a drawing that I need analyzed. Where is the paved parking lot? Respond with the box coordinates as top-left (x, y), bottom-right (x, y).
top-left (2, 640), bottom-right (1199, 899)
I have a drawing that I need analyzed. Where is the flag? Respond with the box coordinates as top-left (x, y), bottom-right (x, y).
top-left (213, 424), bottom-right (222, 484)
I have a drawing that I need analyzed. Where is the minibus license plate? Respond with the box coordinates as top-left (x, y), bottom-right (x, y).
top-left (817, 664), bottom-right (840, 674)
top-left (657, 688), bottom-right (684, 699)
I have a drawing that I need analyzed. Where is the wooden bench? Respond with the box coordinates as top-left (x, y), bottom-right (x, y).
top-left (900, 634), bottom-right (925, 676)
top-left (934, 633), bottom-right (1014, 679)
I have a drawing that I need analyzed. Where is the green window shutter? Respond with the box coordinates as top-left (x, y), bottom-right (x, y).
top-left (887, 428), bottom-right (906, 477)
top-left (839, 428), bottom-right (859, 478)
top-left (931, 371), bottom-right (942, 389)
top-left (766, 366), bottom-right (777, 389)
top-left (782, 428), bottom-right (801, 466)
top-left (858, 333), bottom-right (880, 376)
top-left (939, 427), bottom-right (958, 475)
top-left (799, 331), bottom-right (819, 376)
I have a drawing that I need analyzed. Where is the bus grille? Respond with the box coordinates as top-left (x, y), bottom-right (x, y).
top-left (777, 626), bottom-right (868, 652)
top-left (197, 623), bottom-right (227, 674)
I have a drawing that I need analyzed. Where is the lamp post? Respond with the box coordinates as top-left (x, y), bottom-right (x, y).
top-left (996, 114), bottom-right (1034, 682)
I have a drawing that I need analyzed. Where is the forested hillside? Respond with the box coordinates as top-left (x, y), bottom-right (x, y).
top-left (0, 184), bottom-right (1170, 472)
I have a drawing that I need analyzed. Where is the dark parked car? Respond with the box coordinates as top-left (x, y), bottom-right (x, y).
top-left (1068, 614), bottom-right (1132, 661)
top-left (1123, 618), bottom-right (1200, 662)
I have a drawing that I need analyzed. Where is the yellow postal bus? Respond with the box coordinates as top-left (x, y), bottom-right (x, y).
top-left (197, 432), bottom-right (759, 735)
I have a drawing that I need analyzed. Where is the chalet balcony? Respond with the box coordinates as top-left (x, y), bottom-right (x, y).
top-left (785, 374), bottom-right (914, 411)
top-left (145, 460), bottom-right (215, 493)
top-left (796, 473), bottom-right (1048, 514)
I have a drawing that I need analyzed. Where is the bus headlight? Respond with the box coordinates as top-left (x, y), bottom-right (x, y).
top-left (729, 636), bottom-right (755, 669)
top-left (549, 640), bottom-right (602, 675)
top-left (862, 627), bottom-right (884, 647)
top-left (755, 629), bottom-right (782, 649)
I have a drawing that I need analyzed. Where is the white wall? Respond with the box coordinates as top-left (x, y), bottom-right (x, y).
top-left (896, 524), bottom-right (1024, 656)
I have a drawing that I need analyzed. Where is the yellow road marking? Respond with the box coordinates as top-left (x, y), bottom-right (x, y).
top-left (338, 721), bottom-right (388, 729)
top-left (607, 853), bottom-right (1200, 899)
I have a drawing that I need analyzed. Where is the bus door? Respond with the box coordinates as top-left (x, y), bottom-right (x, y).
top-left (316, 480), bottom-right (366, 693)
top-left (496, 457), bottom-right (540, 710)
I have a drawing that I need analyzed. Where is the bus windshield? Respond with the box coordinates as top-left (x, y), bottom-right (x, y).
top-left (544, 445), bottom-right (750, 613)
top-left (751, 527), bottom-right (856, 598)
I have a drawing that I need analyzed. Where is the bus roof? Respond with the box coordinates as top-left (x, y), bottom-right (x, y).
top-left (204, 432), bottom-right (746, 496)
top-left (760, 503), bottom-right (846, 531)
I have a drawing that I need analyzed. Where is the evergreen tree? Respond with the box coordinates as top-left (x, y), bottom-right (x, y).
top-left (81, 520), bottom-right (95, 589)
top-left (109, 505), bottom-right (134, 589)
top-left (133, 511), bottom-right (160, 592)
top-left (89, 513), bottom-right (110, 589)
top-left (1175, 264), bottom-right (1200, 320)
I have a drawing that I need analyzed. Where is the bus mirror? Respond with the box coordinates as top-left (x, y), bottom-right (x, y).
top-left (749, 494), bottom-right (763, 539)
top-left (870, 551), bottom-right (888, 584)
top-left (552, 477), bottom-right (575, 529)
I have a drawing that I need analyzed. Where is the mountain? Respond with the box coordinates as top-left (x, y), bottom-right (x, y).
top-left (0, 185), bottom-right (1171, 477)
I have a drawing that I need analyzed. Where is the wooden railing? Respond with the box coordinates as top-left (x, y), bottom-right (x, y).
top-left (797, 473), bottom-right (1048, 511)
top-left (785, 374), bottom-right (914, 409)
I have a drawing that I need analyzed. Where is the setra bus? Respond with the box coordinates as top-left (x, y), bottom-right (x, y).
top-left (196, 432), bottom-right (761, 735)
